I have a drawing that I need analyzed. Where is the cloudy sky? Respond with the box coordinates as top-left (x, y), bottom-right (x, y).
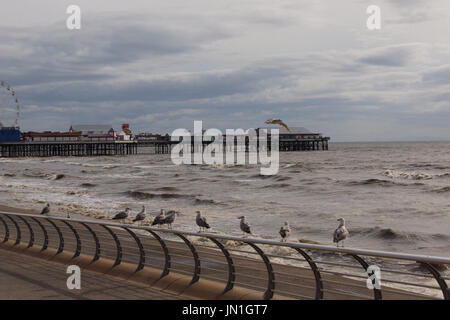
top-left (1, 0), bottom-right (450, 141)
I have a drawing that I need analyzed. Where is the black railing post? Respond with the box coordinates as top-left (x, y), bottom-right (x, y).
top-left (420, 262), bottom-right (449, 300)
top-left (5, 215), bottom-right (21, 246)
top-left (122, 227), bottom-right (145, 273)
top-left (81, 222), bottom-right (100, 262)
top-left (62, 221), bottom-right (81, 259)
top-left (176, 233), bottom-right (201, 287)
top-left (47, 219), bottom-right (64, 255)
top-left (102, 225), bottom-right (122, 267)
top-left (293, 248), bottom-right (324, 300)
top-left (0, 215), bottom-right (10, 243)
top-left (31, 217), bottom-right (48, 251)
top-left (245, 242), bottom-right (275, 300)
top-left (17, 216), bottom-right (34, 248)
top-left (350, 254), bottom-right (382, 300)
top-left (207, 237), bottom-right (235, 295)
top-left (147, 230), bottom-right (171, 281)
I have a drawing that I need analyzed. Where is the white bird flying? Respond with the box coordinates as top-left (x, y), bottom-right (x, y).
top-left (264, 119), bottom-right (291, 132)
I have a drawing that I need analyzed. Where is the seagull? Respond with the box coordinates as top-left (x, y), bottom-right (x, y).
top-left (40, 203), bottom-right (50, 215)
top-left (279, 221), bottom-right (291, 242)
top-left (196, 211), bottom-right (211, 232)
top-left (163, 210), bottom-right (177, 229)
top-left (264, 118), bottom-right (291, 132)
top-left (132, 205), bottom-right (146, 225)
top-left (66, 213), bottom-right (71, 219)
top-left (152, 209), bottom-right (166, 227)
top-left (238, 216), bottom-right (252, 236)
top-left (333, 217), bottom-right (349, 247)
top-left (112, 208), bottom-right (130, 223)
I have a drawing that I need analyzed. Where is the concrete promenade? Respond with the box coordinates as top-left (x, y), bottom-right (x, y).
top-left (0, 248), bottom-right (181, 300)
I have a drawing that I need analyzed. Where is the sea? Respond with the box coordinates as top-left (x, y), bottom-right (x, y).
top-left (0, 141), bottom-right (449, 258)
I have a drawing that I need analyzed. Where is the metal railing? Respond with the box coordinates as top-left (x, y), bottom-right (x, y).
top-left (0, 211), bottom-right (448, 300)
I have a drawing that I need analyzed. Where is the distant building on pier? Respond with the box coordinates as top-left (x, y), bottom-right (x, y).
top-left (118, 124), bottom-right (132, 141)
top-left (134, 133), bottom-right (169, 141)
top-left (69, 125), bottom-right (116, 141)
top-left (22, 131), bottom-right (82, 142)
top-left (0, 127), bottom-right (21, 142)
top-left (257, 126), bottom-right (322, 139)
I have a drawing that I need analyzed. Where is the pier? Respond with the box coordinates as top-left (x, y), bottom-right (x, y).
top-left (0, 136), bottom-right (330, 158)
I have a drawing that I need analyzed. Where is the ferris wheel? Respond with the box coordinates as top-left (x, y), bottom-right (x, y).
top-left (0, 80), bottom-right (20, 128)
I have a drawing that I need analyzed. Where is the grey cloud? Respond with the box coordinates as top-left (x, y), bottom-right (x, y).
top-left (0, 14), bottom-right (230, 86)
top-left (15, 43), bottom-right (450, 138)
top-left (422, 65), bottom-right (450, 84)
top-left (383, 0), bottom-right (432, 24)
top-left (385, 11), bottom-right (430, 24)
top-left (357, 45), bottom-right (419, 67)
top-left (20, 63), bottom-right (295, 104)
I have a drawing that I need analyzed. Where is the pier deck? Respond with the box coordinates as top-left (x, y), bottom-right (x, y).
top-left (0, 141), bottom-right (139, 157)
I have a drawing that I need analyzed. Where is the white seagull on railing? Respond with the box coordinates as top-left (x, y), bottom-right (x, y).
top-left (133, 205), bottom-right (146, 225)
top-left (196, 211), bottom-right (211, 232)
top-left (40, 203), bottom-right (50, 215)
top-left (279, 221), bottom-right (291, 242)
top-left (238, 216), bottom-right (252, 236)
top-left (163, 210), bottom-right (177, 229)
top-left (152, 209), bottom-right (166, 227)
top-left (112, 208), bottom-right (130, 223)
top-left (333, 217), bottom-right (349, 247)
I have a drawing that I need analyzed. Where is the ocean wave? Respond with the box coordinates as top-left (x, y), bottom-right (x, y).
top-left (383, 169), bottom-right (432, 180)
top-left (66, 161), bottom-right (120, 169)
top-left (3, 173), bottom-right (16, 177)
top-left (66, 190), bottom-right (88, 196)
top-left (262, 183), bottom-right (292, 189)
top-left (409, 163), bottom-right (450, 170)
top-left (283, 162), bottom-right (315, 170)
top-left (22, 170), bottom-right (65, 181)
top-left (152, 186), bottom-right (179, 192)
top-left (274, 176), bottom-right (292, 182)
top-left (50, 174), bottom-right (65, 180)
top-left (80, 183), bottom-right (97, 188)
top-left (346, 178), bottom-right (406, 186)
top-left (436, 173), bottom-right (450, 178)
top-left (194, 197), bottom-right (222, 205)
top-left (430, 186), bottom-right (450, 193)
top-left (125, 190), bottom-right (194, 200)
top-left (103, 165), bottom-right (119, 169)
top-left (352, 227), bottom-right (449, 241)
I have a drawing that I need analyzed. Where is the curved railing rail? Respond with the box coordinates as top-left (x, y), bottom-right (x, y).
top-left (0, 211), bottom-right (448, 300)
